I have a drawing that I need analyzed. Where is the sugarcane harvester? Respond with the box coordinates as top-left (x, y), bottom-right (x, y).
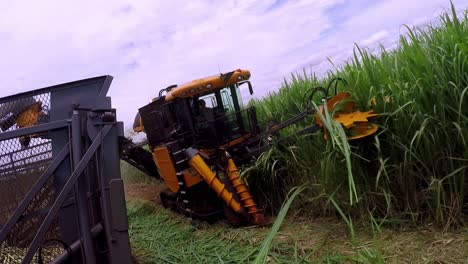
top-left (124, 69), bottom-right (378, 226)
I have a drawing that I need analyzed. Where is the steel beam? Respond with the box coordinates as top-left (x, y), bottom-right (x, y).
top-left (0, 119), bottom-right (68, 141)
top-left (0, 76), bottom-right (112, 105)
top-left (71, 110), bottom-right (96, 264)
top-left (49, 224), bottom-right (104, 264)
top-left (97, 120), bottom-right (133, 263)
top-left (22, 125), bottom-right (112, 264)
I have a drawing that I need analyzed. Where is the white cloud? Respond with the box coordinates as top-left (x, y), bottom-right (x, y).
top-left (0, 0), bottom-right (466, 129)
top-left (361, 30), bottom-right (390, 47)
top-left (291, 0), bottom-right (468, 76)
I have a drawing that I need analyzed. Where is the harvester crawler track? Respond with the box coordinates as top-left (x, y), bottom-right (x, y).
top-left (159, 185), bottom-right (225, 223)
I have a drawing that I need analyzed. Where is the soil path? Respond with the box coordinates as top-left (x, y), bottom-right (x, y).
top-left (124, 183), bottom-right (165, 205)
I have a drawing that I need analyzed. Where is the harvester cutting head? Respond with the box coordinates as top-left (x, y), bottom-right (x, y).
top-left (307, 78), bottom-right (379, 141)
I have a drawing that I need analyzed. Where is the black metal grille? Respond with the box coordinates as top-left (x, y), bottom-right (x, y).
top-left (1, 75), bottom-right (133, 264)
top-left (0, 93), bottom-right (51, 134)
top-left (0, 91), bottom-right (62, 263)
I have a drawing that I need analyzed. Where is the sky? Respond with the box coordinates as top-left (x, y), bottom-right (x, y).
top-left (1, 0), bottom-right (466, 130)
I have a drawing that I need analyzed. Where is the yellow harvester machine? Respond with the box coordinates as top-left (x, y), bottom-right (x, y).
top-left (123, 69), bottom-right (378, 226)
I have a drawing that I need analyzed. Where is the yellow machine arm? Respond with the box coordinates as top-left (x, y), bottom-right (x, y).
top-left (184, 148), bottom-right (269, 226)
top-left (186, 149), bottom-right (243, 214)
top-left (225, 158), bottom-right (269, 225)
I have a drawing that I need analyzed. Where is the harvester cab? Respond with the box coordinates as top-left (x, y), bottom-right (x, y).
top-left (129, 69), bottom-right (379, 226)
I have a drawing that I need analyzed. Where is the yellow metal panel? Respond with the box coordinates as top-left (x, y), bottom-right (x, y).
top-left (226, 158), bottom-right (269, 226)
top-left (314, 92), bottom-right (379, 141)
top-left (16, 102), bottom-right (43, 128)
top-left (188, 154), bottom-right (242, 213)
top-left (152, 147), bottom-right (179, 192)
top-left (348, 123), bottom-right (379, 141)
top-left (200, 133), bottom-right (252, 156)
top-left (182, 168), bottom-right (203, 188)
top-left (165, 69), bottom-right (251, 101)
top-left (221, 133), bottom-right (251, 148)
top-left (334, 110), bottom-right (379, 128)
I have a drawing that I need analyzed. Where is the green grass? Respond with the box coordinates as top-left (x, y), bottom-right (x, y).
top-left (245, 3), bottom-right (468, 228)
top-left (126, 195), bottom-right (468, 263)
top-left (254, 186), bottom-right (305, 264)
top-left (126, 198), bottom-right (387, 264)
top-left (121, 160), bottom-right (158, 185)
top-left (127, 199), bottom-right (296, 263)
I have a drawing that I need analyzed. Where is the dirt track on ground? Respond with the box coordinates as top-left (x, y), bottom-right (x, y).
top-left (124, 183), bottom-right (165, 206)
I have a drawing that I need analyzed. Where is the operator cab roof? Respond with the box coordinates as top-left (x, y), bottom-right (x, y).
top-left (163, 69), bottom-right (251, 102)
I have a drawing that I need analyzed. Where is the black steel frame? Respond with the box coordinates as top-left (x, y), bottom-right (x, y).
top-left (0, 76), bottom-right (132, 263)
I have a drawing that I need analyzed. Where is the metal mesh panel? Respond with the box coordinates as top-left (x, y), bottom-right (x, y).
top-left (0, 92), bottom-right (63, 263)
top-left (0, 93), bottom-right (51, 134)
top-left (0, 245), bottom-right (62, 264)
top-left (1, 76), bottom-right (132, 263)
top-left (0, 140), bottom-right (52, 223)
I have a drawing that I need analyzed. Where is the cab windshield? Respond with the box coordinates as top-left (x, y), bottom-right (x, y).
top-left (197, 83), bottom-right (244, 113)
top-left (191, 82), bottom-right (254, 148)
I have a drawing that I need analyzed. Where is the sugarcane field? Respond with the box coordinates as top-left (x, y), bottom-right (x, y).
top-left (0, 1), bottom-right (467, 263)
